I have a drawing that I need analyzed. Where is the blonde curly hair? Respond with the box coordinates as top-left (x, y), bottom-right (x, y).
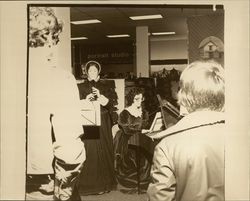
top-left (29, 7), bottom-right (63, 48)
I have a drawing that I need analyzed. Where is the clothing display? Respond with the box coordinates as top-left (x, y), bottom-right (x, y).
top-left (77, 79), bottom-right (118, 195)
top-left (114, 109), bottom-right (151, 194)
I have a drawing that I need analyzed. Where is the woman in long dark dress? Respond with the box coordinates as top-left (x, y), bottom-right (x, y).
top-left (114, 87), bottom-right (151, 194)
top-left (77, 61), bottom-right (117, 195)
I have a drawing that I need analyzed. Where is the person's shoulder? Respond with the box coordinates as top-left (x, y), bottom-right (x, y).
top-left (77, 79), bottom-right (90, 90)
top-left (156, 134), bottom-right (173, 149)
top-left (153, 132), bottom-right (191, 161)
top-left (77, 79), bottom-right (88, 85)
top-left (51, 67), bottom-right (75, 81)
top-left (120, 109), bottom-right (130, 116)
top-left (76, 79), bottom-right (85, 84)
top-left (119, 109), bottom-right (131, 121)
top-left (156, 127), bottom-right (186, 149)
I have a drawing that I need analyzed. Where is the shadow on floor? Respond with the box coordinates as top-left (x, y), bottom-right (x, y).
top-left (80, 190), bottom-right (147, 201)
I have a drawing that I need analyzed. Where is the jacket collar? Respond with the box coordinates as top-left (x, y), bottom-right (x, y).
top-left (150, 111), bottom-right (225, 139)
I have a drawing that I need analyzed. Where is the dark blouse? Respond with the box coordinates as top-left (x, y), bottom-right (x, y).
top-left (118, 109), bottom-right (149, 136)
top-left (77, 79), bottom-right (118, 124)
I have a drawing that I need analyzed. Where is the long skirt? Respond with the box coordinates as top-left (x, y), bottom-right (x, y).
top-left (77, 109), bottom-right (117, 195)
top-left (114, 130), bottom-right (151, 194)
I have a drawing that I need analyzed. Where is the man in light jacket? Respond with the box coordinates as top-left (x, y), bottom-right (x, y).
top-left (147, 60), bottom-right (225, 201)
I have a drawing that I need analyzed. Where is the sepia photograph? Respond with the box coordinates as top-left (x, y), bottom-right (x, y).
top-left (0, 1), bottom-right (249, 201)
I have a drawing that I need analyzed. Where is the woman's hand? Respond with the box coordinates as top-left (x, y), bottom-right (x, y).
top-left (92, 87), bottom-right (100, 98)
top-left (86, 93), bottom-right (95, 101)
top-left (141, 129), bottom-right (151, 134)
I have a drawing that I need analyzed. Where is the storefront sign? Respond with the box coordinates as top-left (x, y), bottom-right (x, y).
top-left (81, 43), bottom-right (133, 64)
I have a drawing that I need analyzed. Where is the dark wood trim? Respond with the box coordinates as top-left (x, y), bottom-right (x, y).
top-left (150, 59), bottom-right (188, 65)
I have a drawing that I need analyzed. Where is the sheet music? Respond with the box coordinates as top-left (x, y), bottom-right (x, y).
top-left (80, 100), bottom-right (101, 126)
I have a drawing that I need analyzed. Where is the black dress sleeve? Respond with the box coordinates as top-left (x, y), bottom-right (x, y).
top-left (99, 80), bottom-right (118, 124)
top-left (118, 110), bottom-right (142, 136)
top-left (77, 80), bottom-right (92, 100)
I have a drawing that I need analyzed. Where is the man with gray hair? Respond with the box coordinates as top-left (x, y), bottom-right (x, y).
top-left (147, 60), bottom-right (225, 201)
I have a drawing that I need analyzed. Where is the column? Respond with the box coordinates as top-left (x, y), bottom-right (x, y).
top-left (54, 7), bottom-right (72, 73)
top-left (136, 26), bottom-right (149, 77)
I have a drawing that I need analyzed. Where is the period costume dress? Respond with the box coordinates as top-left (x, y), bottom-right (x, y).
top-left (77, 79), bottom-right (118, 195)
top-left (114, 108), bottom-right (151, 194)
top-left (147, 111), bottom-right (225, 201)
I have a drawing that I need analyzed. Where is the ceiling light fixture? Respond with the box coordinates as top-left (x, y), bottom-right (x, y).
top-left (106, 34), bottom-right (130, 38)
top-left (71, 37), bottom-right (88, 40)
top-left (129, 14), bottom-right (163, 20)
top-left (71, 19), bottom-right (101, 25)
top-left (151, 32), bottom-right (176, 36)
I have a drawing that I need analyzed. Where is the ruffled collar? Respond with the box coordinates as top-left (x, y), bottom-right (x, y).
top-left (125, 106), bottom-right (142, 118)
